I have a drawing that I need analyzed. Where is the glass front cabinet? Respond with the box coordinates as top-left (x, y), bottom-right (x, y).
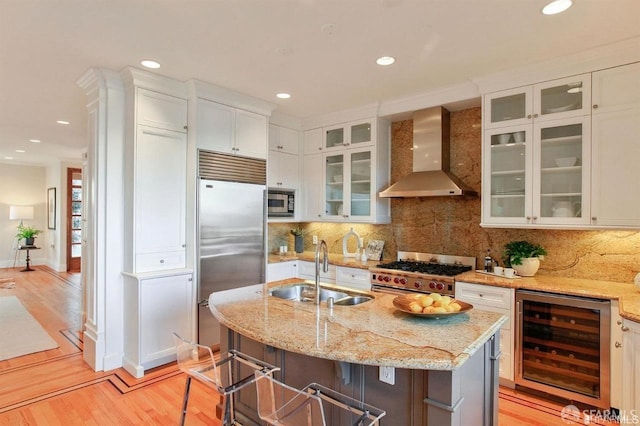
top-left (483, 73), bottom-right (592, 227)
top-left (324, 149), bottom-right (374, 221)
top-left (324, 120), bottom-right (374, 151)
top-left (483, 116), bottom-right (591, 227)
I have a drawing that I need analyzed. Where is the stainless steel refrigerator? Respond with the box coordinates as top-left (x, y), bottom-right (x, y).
top-left (197, 177), bottom-right (266, 348)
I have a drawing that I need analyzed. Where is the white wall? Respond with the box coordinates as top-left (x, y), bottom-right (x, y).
top-left (0, 163), bottom-right (47, 268)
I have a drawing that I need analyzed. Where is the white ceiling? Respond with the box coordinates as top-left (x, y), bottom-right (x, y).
top-left (1, 0), bottom-right (639, 166)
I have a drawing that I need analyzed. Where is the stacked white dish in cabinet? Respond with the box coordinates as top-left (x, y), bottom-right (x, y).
top-left (455, 281), bottom-right (515, 383)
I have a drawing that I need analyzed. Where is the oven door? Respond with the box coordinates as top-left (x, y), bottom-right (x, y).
top-left (371, 284), bottom-right (412, 295)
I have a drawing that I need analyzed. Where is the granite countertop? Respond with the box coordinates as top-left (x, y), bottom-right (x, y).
top-left (268, 251), bottom-right (381, 269)
top-left (456, 271), bottom-right (640, 323)
top-left (208, 278), bottom-right (506, 371)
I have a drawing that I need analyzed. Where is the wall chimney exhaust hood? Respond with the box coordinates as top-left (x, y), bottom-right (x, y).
top-left (379, 106), bottom-right (477, 198)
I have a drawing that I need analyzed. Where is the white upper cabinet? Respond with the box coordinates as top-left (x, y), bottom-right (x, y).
top-left (268, 124), bottom-right (300, 190)
top-left (301, 117), bottom-right (390, 224)
top-left (196, 98), bottom-right (268, 159)
top-left (303, 128), bottom-right (323, 154)
top-left (590, 62), bottom-right (640, 227)
top-left (483, 63), bottom-right (640, 229)
top-left (137, 88), bottom-right (188, 132)
top-left (323, 119), bottom-right (374, 151)
top-left (484, 74), bottom-right (591, 129)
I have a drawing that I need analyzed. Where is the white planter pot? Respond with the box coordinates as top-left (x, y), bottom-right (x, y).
top-left (511, 257), bottom-right (540, 277)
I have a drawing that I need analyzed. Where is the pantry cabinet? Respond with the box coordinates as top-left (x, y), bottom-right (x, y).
top-left (196, 98), bottom-right (268, 159)
top-left (300, 117), bottom-right (390, 224)
top-left (124, 87), bottom-right (188, 273)
top-left (123, 271), bottom-right (193, 378)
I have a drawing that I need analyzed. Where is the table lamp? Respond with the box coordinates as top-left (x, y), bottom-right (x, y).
top-left (9, 205), bottom-right (34, 226)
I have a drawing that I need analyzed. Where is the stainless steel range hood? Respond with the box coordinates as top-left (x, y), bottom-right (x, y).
top-left (379, 106), bottom-right (477, 198)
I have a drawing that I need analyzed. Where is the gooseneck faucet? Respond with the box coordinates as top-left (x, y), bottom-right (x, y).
top-left (315, 240), bottom-right (329, 305)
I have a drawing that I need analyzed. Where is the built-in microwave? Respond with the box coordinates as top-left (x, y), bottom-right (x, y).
top-left (267, 189), bottom-right (295, 217)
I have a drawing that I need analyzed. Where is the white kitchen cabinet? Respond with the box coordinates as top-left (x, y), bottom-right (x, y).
top-left (124, 85), bottom-right (188, 274)
top-left (482, 116), bottom-right (591, 227)
top-left (196, 98), bottom-right (268, 159)
top-left (268, 124), bottom-right (299, 190)
top-left (335, 266), bottom-right (370, 291)
top-left (301, 117), bottom-right (390, 224)
top-left (137, 88), bottom-right (188, 133)
top-left (610, 301), bottom-right (623, 410)
top-left (132, 126), bottom-right (187, 272)
top-left (455, 282), bottom-right (515, 383)
top-left (590, 62), bottom-right (640, 228)
top-left (483, 74), bottom-right (591, 129)
top-left (621, 318), bottom-right (640, 414)
top-left (303, 128), bottom-right (323, 154)
top-left (323, 119), bottom-right (375, 151)
top-left (123, 271), bottom-right (194, 378)
top-left (269, 124), bottom-right (299, 154)
top-left (298, 260), bottom-right (336, 284)
top-left (301, 153), bottom-right (323, 221)
top-left (267, 260), bottom-right (298, 281)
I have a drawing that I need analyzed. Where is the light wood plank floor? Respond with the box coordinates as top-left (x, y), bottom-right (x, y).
top-left (0, 267), bottom-right (615, 425)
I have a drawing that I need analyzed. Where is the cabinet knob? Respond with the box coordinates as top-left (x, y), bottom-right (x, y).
top-left (182, 244), bottom-right (186, 248)
top-left (593, 104), bottom-right (598, 109)
top-left (592, 216), bottom-right (597, 222)
top-left (617, 319), bottom-right (623, 325)
top-left (615, 341), bottom-right (622, 348)
top-left (527, 114), bottom-right (532, 119)
top-left (160, 259), bottom-right (165, 263)
top-left (533, 114), bottom-right (539, 118)
top-left (622, 325), bottom-right (630, 332)
top-left (526, 216), bottom-right (531, 221)
top-left (533, 216), bottom-right (538, 221)
top-left (183, 125), bottom-right (188, 130)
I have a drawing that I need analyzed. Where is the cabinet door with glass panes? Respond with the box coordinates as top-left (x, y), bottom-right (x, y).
top-left (484, 74), bottom-right (591, 129)
top-left (482, 125), bottom-right (533, 225)
top-left (323, 120), bottom-right (374, 151)
top-left (323, 148), bottom-right (374, 221)
top-left (533, 116), bottom-right (591, 225)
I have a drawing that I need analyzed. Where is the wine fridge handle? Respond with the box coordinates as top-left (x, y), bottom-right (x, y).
top-left (515, 299), bottom-right (522, 380)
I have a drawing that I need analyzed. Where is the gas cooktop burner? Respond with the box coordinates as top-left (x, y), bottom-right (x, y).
top-left (376, 260), bottom-right (472, 277)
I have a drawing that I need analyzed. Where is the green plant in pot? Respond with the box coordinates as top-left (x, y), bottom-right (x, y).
top-left (16, 225), bottom-right (42, 247)
top-left (503, 240), bottom-right (547, 277)
top-left (290, 226), bottom-right (306, 254)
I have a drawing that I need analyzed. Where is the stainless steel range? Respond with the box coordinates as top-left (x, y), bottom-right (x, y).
top-left (370, 251), bottom-right (476, 296)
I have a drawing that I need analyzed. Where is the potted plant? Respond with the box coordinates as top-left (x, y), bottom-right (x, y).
top-left (503, 240), bottom-right (547, 277)
top-left (290, 226), bottom-right (306, 253)
top-left (16, 225), bottom-right (42, 246)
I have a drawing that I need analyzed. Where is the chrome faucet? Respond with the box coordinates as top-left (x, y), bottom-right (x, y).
top-left (314, 240), bottom-right (329, 305)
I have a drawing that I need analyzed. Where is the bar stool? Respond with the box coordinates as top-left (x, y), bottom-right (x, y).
top-left (173, 333), bottom-right (278, 426)
top-left (254, 370), bottom-right (386, 426)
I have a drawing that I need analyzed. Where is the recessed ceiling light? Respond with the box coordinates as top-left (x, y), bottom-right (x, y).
top-left (141, 59), bottom-right (161, 69)
top-left (15, 149), bottom-right (25, 153)
top-left (56, 120), bottom-right (70, 125)
top-left (29, 139), bottom-right (41, 143)
top-left (276, 93), bottom-right (291, 99)
top-left (376, 56), bottom-right (396, 66)
top-left (542, 0), bottom-right (572, 15)
top-left (4, 156), bottom-right (13, 160)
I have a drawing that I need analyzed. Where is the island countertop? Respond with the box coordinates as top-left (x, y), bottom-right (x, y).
top-left (208, 278), bottom-right (506, 371)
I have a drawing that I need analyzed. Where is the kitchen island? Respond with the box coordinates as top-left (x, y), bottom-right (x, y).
top-left (208, 278), bottom-right (506, 425)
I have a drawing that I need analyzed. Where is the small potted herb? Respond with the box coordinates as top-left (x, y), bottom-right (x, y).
top-left (503, 240), bottom-right (547, 277)
top-left (290, 226), bottom-right (306, 253)
top-left (16, 225), bottom-right (42, 246)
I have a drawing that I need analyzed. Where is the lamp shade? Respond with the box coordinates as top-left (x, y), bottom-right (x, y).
top-left (9, 205), bottom-right (34, 221)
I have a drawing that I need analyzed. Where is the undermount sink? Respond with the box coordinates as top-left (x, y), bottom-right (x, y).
top-left (269, 282), bottom-right (374, 306)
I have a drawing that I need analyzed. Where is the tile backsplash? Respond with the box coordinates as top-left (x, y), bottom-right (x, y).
top-left (269, 108), bottom-right (640, 284)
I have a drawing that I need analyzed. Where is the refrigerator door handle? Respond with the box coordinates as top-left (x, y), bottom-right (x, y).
top-left (198, 299), bottom-right (209, 308)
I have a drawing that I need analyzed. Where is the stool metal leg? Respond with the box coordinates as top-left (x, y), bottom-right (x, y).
top-left (180, 376), bottom-right (192, 426)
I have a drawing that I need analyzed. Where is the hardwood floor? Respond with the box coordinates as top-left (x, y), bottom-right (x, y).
top-left (0, 267), bottom-right (615, 425)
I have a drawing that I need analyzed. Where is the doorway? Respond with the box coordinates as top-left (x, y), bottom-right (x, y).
top-left (67, 168), bottom-right (82, 272)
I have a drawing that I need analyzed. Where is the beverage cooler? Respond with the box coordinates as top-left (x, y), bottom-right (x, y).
top-left (515, 290), bottom-right (610, 408)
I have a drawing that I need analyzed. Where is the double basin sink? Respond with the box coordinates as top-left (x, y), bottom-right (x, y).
top-left (269, 281), bottom-right (374, 306)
